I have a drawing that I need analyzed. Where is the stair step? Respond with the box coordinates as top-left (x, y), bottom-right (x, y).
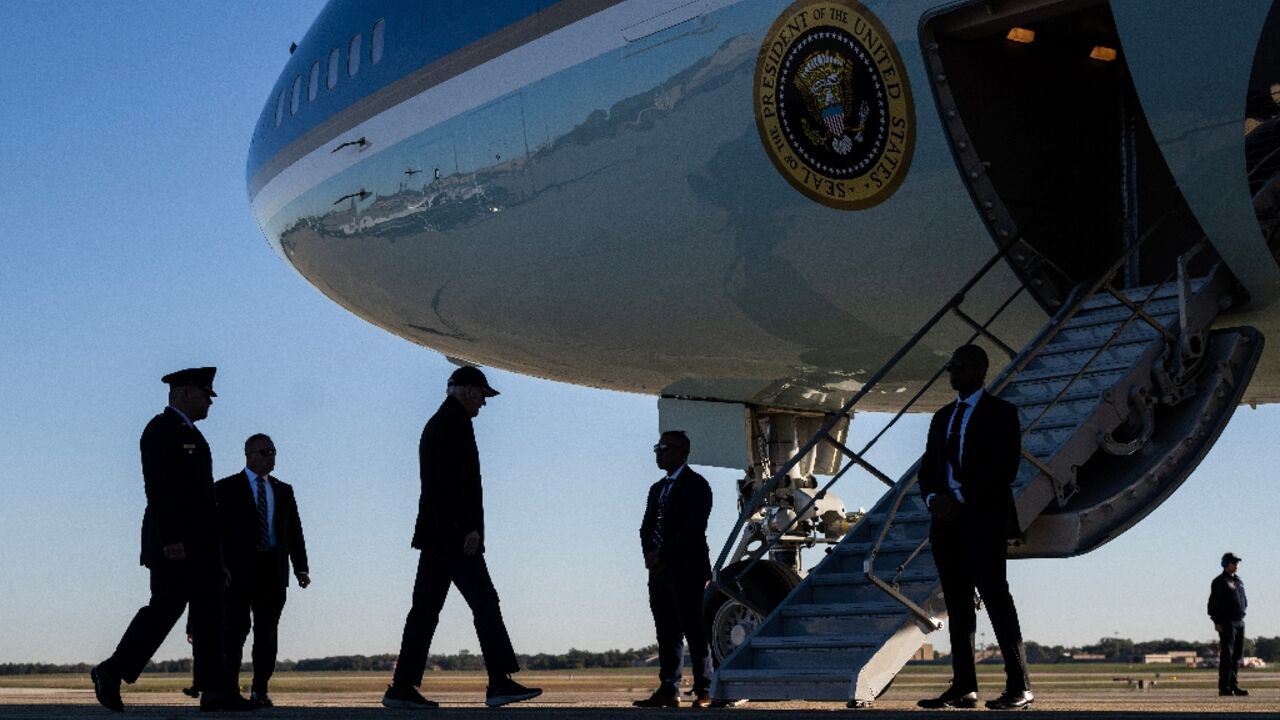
top-left (834, 539), bottom-right (926, 556)
top-left (782, 601), bottom-right (907, 617)
top-left (1009, 361), bottom-right (1130, 384)
top-left (751, 634), bottom-right (882, 650)
top-left (1080, 284), bottom-right (1181, 310)
top-left (1061, 303), bottom-right (1178, 331)
top-left (717, 668), bottom-right (849, 683)
top-left (999, 383), bottom-right (1104, 408)
top-left (1032, 334), bottom-right (1155, 360)
top-left (863, 510), bottom-right (930, 526)
top-left (810, 569), bottom-right (937, 586)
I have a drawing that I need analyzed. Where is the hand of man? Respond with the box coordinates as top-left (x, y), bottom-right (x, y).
top-left (1215, 623), bottom-right (1223, 633)
top-left (644, 551), bottom-right (665, 573)
top-left (462, 531), bottom-right (481, 556)
top-left (163, 542), bottom-right (186, 560)
top-left (297, 572), bottom-right (311, 589)
top-left (929, 493), bottom-right (960, 521)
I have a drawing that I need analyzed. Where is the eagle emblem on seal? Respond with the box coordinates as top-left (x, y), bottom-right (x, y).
top-left (795, 51), bottom-right (870, 156)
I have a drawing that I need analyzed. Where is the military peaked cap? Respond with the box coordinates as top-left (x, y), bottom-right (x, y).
top-left (161, 367), bottom-right (217, 397)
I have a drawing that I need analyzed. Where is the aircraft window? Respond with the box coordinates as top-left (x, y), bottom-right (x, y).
top-left (290, 75), bottom-right (302, 115)
top-left (327, 47), bottom-right (340, 89)
top-left (348, 34), bottom-right (362, 77)
top-left (274, 89), bottom-right (285, 127)
top-left (371, 19), bottom-right (385, 64)
top-left (308, 61), bottom-right (320, 101)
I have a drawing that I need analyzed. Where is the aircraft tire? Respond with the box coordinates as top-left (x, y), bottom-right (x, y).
top-left (703, 559), bottom-right (801, 666)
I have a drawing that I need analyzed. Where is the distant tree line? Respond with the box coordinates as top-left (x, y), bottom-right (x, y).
top-left (0, 646), bottom-right (660, 675)
top-left (9, 637), bottom-right (1280, 675)
top-left (1021, 636), bottom-right (1280, 663)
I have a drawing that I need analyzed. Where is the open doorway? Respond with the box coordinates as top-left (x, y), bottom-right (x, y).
top-left (922, 0), bottom-right (1215, 309)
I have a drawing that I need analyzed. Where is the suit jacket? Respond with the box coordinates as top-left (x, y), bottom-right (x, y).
top-left (919, 391), bottom-right (1022, 538)
top-left (639, 466), bottom-right (713, 581)
top-left (139, 407), bottom-right (219, 568)
top-left (215, 471), bottom-right (309, 587)
top-left (412, 396), bottom-right (485, 552)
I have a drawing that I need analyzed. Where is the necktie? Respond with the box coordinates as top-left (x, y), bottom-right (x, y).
top-left (651, 478), bottom-right (675, 548)
top-left (256, 476), bottom-right (271, 550)
top-left (946, 401), bottom-right (968, 479)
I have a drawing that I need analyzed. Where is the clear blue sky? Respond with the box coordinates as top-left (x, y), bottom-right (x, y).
top-left (0, 3), bottom-right (1276, 666)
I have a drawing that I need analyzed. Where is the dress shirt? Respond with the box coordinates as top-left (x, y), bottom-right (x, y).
top-left (927, 388), bottom-right (984, 507)
top-left (246, 468), bottom-right (277, 547)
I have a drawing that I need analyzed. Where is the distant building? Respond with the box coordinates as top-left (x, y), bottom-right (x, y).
top-left (908, 644), bottom-right (936, 662)
top-left (1066, 653), bottom-right (1107, 662)
top-left (1139, 651), bottom-right (1197, 665)
top-left (975, 646), bottom-right (1002, 663)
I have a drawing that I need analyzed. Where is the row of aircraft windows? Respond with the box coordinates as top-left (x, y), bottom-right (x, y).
top-left (276, 18), bottom-right (386, 127)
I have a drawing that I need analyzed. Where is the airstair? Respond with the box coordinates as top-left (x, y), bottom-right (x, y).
top-left (709, 234), bottom-right (1263, 706)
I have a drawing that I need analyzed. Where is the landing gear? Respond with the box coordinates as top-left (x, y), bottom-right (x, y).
top-left (704, 559), bottom-right (800, 664)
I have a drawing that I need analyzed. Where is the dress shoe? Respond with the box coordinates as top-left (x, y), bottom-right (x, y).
top-left (985, 689), bottom-right (1034, 710)
top-left (485, 675), bottom-right (543, 707)
top-left (200, 691), bottom-right (259, 712)
top-left (917, 689), bottom-right (978, 709)
top-left (690, 691), bottom-right (712, 708)
top-left (1220, 687), bottom-right (1249, 696)
top-left (633, 689), bottom-right (680, 708)
top-left (91, 664), bottom-right (124, 713)
top-left (183, 686), bottom-right (201, 699)
top-left (381, 684), bottom-right (439, 708)
top-left (249, 691), bottom-right (273, 708)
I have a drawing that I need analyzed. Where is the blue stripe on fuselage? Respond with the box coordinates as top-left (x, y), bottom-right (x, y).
top-left (247, 0), bottom-right (544, 185)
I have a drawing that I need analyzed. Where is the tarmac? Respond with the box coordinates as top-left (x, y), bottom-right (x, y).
top-left (1, 687), bottom-right (1277, 719)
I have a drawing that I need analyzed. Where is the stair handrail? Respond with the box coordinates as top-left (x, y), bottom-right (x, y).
top-left (868, 222), bottom-right (1209, 613)
top-left (710, 240), bottom-right (1027, 598)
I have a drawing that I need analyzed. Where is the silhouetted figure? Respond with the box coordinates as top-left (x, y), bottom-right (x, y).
top-left (634, 430), bottom-right (714, 709)
top-left (91, 368), bottom-right (256, 712)
top-left (1209, 552), bottom-right (1249, 696)
top-left (216, 434), bottom-right (310, 708)
top-left (916, 345), bottom-right (1032, 710)
top-left (383, 366), bottom-right (541, 709)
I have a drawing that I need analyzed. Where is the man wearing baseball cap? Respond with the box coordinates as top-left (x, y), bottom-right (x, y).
top-left (1208, 552), bottom-right (1249, 697)
top-left (384, 366), bottom-right (541, 709)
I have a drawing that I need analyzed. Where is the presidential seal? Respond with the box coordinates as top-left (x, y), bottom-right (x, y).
top-left (754, 0), bottom-right (914, 210)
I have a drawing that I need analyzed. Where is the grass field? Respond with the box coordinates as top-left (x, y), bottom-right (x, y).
top-left (2, 664), bottom-right (1275, 695)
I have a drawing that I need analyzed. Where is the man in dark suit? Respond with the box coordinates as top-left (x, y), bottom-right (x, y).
top-left (216, 433), bottom-right (310, 707)
top-left (91, 367), bottom-right (255, 713)
top-left (634, 430), bottom-right (714, 709)
top-left (383, 366), bottom-right (541, 709)
top-left (916, 345), bottom-right (1032, 710)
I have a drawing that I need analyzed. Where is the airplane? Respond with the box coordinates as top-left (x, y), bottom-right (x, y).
top-left (247, 0), bottom-right (1280, 706)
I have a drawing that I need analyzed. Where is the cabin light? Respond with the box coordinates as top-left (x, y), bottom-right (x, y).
top-left (1006, 27), bottom-right (1035, 44)
top-left (1090, 45), bottom-right (1117, 62)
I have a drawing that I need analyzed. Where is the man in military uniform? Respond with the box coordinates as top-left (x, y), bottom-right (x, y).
top-left (91, 368), bottom-right (255, 712)
top-left (1208, 552), bottom-right (1249, 697)
top-left (383, 366), bottom-right (541, 709)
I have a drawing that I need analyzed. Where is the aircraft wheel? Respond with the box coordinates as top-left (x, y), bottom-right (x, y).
top-left (703, 560), bottom-right (800, 665)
